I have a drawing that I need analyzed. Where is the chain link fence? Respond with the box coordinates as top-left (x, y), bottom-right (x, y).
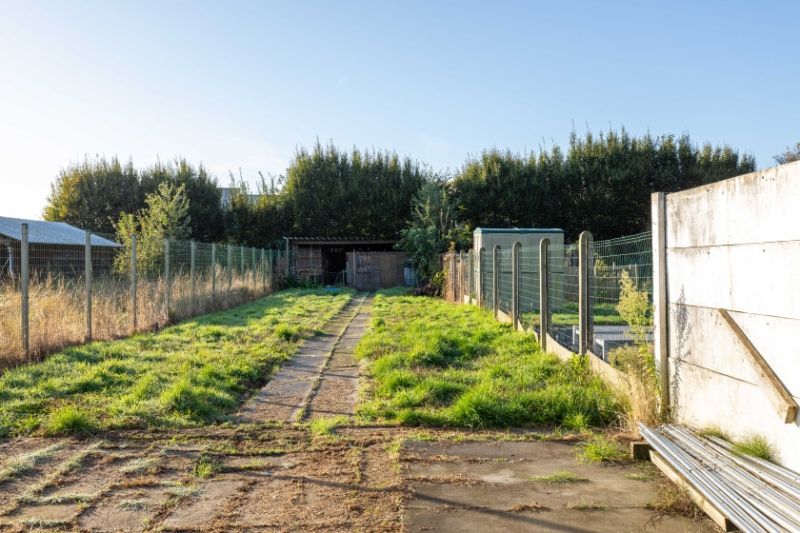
top-left (0, 222), bottom-right (286, 369)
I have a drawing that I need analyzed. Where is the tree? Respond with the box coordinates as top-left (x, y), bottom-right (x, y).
top-left (114, 182), bottom-right (191, 273)
top-left (399, 180), bottom-right (467, 282)
top-left (775, 143), bottom-right (800, 164)
top-left (44, 157), bottom-right (143, 233)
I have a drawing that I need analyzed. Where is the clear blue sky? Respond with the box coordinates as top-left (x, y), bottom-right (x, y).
top-left (1, 0), bottom-right (797, 218)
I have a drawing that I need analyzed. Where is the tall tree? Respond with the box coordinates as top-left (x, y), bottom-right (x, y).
top-left (43, 157), bottom-right (142, 233)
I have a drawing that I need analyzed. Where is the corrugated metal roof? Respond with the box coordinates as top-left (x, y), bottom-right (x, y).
top-left (0, 216), bottom-right (121, 247)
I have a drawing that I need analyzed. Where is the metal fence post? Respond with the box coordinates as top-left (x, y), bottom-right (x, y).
top-left (227, 244), bottom-right (233, 290)
top-left (578, 231), bottom-right (593, 355)
top-left (85, 230), bottom-right (92, 341)
top-left (20, 223), bottom-right (29, 358)
top-left (190, 240), bottom-right (196, 314)
top-left (511, 242), bottom-right (521, 330)
top-left (539, 238), bottom-right (550, 352)
top-left (652, 192), bottom-right (670, 415)
top-left (492, 245), bottom-right (500, 318)
top-left (164, 239), bottom-right (171, 319)
top-left (130, 235), bottom-right (138, 333)
top-left (211, 243), bottom-right (217, 306)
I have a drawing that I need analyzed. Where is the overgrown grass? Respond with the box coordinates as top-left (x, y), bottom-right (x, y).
top-left (308, 416), bottom-right (349, 437)
top-left (0, 289), bottom-right (352, 437)
top-left (356, 292), bottom-right (621, 429)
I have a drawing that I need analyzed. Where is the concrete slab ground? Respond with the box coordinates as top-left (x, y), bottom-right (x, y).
top-left (401, 440), bottom-right (716, 533)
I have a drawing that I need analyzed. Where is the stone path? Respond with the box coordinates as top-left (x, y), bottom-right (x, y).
top-left (237, 293), bottom-right (371, 423)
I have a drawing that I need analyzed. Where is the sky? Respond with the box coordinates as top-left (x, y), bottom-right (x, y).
top-left (0, 0), bottom-right (798, 219)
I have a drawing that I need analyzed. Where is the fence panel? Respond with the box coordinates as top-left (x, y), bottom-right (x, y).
top-left (589, 231), bottom-right (653, 361)
top-left (0, 221), bottom-right (284, 369)
top-left (480, 249), bottom-right (493, 310)
top-left (518, 246), bottom-right (539, 331)
top-left (498, 249), bottom-right (512, 314)
top-left (547, 242), bottom-right (579, 351)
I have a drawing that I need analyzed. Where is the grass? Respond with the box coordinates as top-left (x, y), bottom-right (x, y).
top-left (733, 434), bottom-right (775, 461)
top-left (356, 292), bottom-right (621, 429)
top-left (522, 302), bottom-right (627, 329)
top-left (530, 471), bottom-right (588, 484)
top-left (576, 436), bottom-right (627, 463)
top-left (308, 416), bottom-right (349, 437)
top-left (193, 454), bottom-right (221, 478)
top-left (0, 268), bottom-right (270, 370)
top-left (0, 442), bottom-right (66, 482)
top-left (0, 288), bottom-right (352, 437)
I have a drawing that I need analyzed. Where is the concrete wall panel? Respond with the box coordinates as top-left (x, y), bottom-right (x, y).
top-left (666, 160), bottom-right (800, 248)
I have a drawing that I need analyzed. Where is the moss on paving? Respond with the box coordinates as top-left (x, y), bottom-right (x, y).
top-left (356, 292), bottom-right (621, 429)
top-left (0, 289), bottom-right (352, 437)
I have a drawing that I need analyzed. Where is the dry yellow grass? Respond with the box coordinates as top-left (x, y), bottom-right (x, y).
top-left (0, 266), bottom-right (276, 370)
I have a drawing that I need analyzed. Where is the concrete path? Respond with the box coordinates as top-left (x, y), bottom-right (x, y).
top-left (237, 293), bottom-right (370, 423)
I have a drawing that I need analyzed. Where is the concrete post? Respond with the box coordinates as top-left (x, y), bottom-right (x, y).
top-left (539, 238), bottom-right (550, 351)
top-left (467, 250), bottom-right (474, 304)
top-left (164, 239), bottom-right (171, 319)
top-left (211, 243), bottom-right (217, 306)
top-left (20, 223), bottom-right (29, 357)
top-left (578, 231), bottom-right (593, 355)
top-left (652, 192), bottom-right (670, 415)
top-left (190, 240), bottom-right (196, 314)
top-left (511, 241), bottom-right (521, 330)
top-left (85, 230), bottom-right (92, 341)
top-left (130, 235), bottom-right (138, 333)
top-left (492, 245), bottom-right (500, 318)
top-left (477, 248), bottom-right (484, 308)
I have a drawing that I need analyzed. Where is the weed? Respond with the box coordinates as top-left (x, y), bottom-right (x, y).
top-left (567, 501), bottom-right (607, 511)
top-left (308, 416), bottom-right (349, 437)
top-left (120, 456), bottom-right (161, 475)
top-left (530, 471), bottom-right (588, 484)
top-left (576, 436), bottom-right (627, 463)
top-left (193, 454), bottom-right (221, 478)
top-left (697, 425), bottom-right (729, 442)
top-left (733, 434), bottom-right (775, 461)
top-left (165, 484), bottom-right (202, 497)
top-left (648, 481), bottom-right (705, 521)
top-left (118, 498), bottom-right (151, 511)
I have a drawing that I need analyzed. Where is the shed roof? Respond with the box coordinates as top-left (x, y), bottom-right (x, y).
top-left (473, 227), bottom-right (564, 235)
top-left (284, 236), bottom-right (397, 246)
top-left (0, 217), bottom-right (121, 247)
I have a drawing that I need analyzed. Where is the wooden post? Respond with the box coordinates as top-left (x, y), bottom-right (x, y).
top-left (450, 253), bottom-right (456, 301)
top-left (85, 230), bottom-right (92, 341)
top-left (227, 244), bottom-right (233, 290)
top-left (20, 223), bottom-right (29, 358)
top-left (164, 239), bottom-right (171, 319)
top-left (492, 245), bottom-right (500, 318)
top-left (511, 241), bottom-right (521, 330)
top-left (539, 238), bottom-right (550, 351)
top-left (211, 243), bottom-right (217, 306)
top-left (652, 192), bottom-right (670, 415)
top-left (190, 240), bottom-right (196, 314)
top-left (130, 235), bottom-right (138, 333)
top-left (250, 247), bottom-right (256, 290)
top-left (578, 231), bottom-right (593, 355)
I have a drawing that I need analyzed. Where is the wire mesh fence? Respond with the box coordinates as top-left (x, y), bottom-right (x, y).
top-left (441, 229), bottom-right (654, 363)
top-left (498, 249), bottom-right (512, 314)
top-left (0, 222), bottom-right (286, 369)
top-left (518, 246), bottom-right (539, 331)
top-left (589, 231), bottom-right (653, 361)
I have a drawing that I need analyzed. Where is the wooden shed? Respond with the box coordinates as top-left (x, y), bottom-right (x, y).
top-left (283, 236), bottom-right (409, 288)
